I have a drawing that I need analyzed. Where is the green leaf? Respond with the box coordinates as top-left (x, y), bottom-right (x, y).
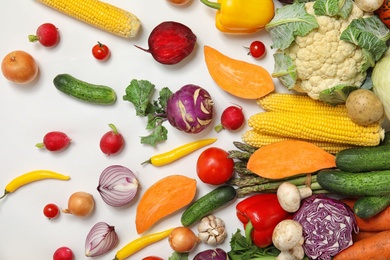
top-left (272, 52), bottom-right (297, 89)
top-left (319, 85), bottom-right (359, 105)
top-left (313, 0), bottom-right (353, 19)
top-left (159, 87), bottom-right (173, 110)
top-left (123, 79), bottom-right (155, 116)
top-left (140, 124), bottom-right (168, 147)
top-left (340, 16), bottom-right (390, 62)
top-left (265, 2), bottom-right (319, 50)
top-left (168, 252), bottom-right (189, 260)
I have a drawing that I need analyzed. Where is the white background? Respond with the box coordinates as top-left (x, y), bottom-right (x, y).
top-left (0, 0), bottom-right (285, 259)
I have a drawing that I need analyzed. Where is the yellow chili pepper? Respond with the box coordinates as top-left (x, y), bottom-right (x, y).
top-left (142, 138), bottom-right (217, 166)
top-left (0, 170), bottom-right (70, 199)
top-left (113, 228), bottom-right (174, 260)
top-left (200, 0), bottom-right (275, 34)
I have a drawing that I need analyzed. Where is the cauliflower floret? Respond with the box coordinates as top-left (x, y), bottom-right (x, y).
top-left (285, 2), bottom-right (367, 99)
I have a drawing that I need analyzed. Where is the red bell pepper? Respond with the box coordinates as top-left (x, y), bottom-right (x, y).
top-left (236, 193), bottom-right (292, 248)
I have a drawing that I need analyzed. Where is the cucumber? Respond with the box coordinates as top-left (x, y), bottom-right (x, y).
top-left (53, 74), bottom-right (116, 105)
top-left (353, 196), bottom-right (390, 219)
top-left (336, 145), bottom-right (390, 172)
top-left (181, 185), bottom-right (236, 227)
top-left (317, 169), bottom-right (390, 196)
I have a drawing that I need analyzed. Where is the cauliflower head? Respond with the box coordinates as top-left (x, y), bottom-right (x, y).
top-left (284, 2), bottom-right (366, 99)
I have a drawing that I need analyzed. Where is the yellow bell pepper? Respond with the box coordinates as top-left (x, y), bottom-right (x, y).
top-left (201, 0), bottom-right (275, 34)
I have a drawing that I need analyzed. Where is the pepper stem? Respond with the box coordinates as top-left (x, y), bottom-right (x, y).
top-left (200, 0), bottom-right (221, 10)
top-left (244, 221), bottom-right (254, 246)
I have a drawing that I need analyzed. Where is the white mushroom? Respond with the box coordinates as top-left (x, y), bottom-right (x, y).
top-left (273, 220), bottom-right (305, 260)
top-left (277, 182), bottom-right (312, 213)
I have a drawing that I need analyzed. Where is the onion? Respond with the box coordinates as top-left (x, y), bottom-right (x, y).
top-left (63, 191), bottom-right (95, 217)
top-left (193, 248), bottom-right (228, 260)
top-left (293, 194), bottom-right (358, 260)
top-left (168, 226), bottom-right (200, 253)
top-left (166, 84), bottom-right (214, 134)
top-left (85, 222), bottom-right (119, 257)
top-left (97, 165), bottom-right (139, 207)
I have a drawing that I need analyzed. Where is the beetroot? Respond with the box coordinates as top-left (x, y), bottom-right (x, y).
top-left (35, 131), bottom-right (71, 152)
top-left (135, 21), bottom-right (197, 65)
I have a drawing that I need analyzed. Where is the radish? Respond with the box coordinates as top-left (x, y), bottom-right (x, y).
top-left (99, 124), bottom-right (125, 156)
top-left (214, 105), bottom-right (245, 132)
top-left (28, 23), bottom-right (60, 47)
top-left (53, 246), bottom-right (74, 260)
top-left (36, 131), bottom-right (71, 152)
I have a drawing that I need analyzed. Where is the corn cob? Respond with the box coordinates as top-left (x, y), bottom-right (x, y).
top-left (36, 0), bottom-right (141, 38)
top-left (242, 129), bottom-right (357, 154)
top-left (257, 93), bottom-right (348, 115)
top-left (248, 111), bottom-right (384, 146)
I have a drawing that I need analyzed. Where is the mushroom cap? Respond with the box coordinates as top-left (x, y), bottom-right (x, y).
top-left (272, 220), bottom-right (303, 251)
top-left (277, 182), bottom-right (301, 212)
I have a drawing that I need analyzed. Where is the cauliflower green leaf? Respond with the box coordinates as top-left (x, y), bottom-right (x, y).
top-left (319, 85), bottom-right (358, 105)
top-left (265, 2), bottom-right (319, 50)
top-left (313, 0), bottom-right (353, 19)
top-left (272, 52), bottom-right (297, 89)
top-left (340, 16), bottom-right (390, 62)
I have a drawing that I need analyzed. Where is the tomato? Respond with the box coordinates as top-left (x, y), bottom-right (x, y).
top-left (43, 203), bottom-right (60, 219)
top-left (142, 257), bottom-right (164, 260)
top-left (247, 40), bottom-right (266, 59)
top-left (1, 50), bottom-right (38, 84)
top-left (167, 0), bottom-right (191, 5)
top-left (196, 147), bottom-right (235, 185)
top-left (92, 41), bottom-right (110, 60)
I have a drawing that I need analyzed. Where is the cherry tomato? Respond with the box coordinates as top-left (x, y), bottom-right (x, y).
top-left (43, 203), bottom-right (60, 219)
top-left (196, 147), bottom-right (235, 185)
top-left (247, 40), bottom-right (266, 59)
top-left (92, 41), bottom-right (110, 60)
top-left (142, 257), bottom-right (164, 260)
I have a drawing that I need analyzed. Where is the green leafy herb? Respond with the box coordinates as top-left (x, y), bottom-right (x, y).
top-left (340, 16), bottom-right (390, 62)
top-left (123, 79), bottom-right (172, 147)
top-left (168, 252), bottom-right (189, 260)
top-left (265, 2), bottom-right (319, 50)
top-left (319, 85), bottom-right (358, 105)
top-left (272, 52), bottom-right (297, 89)
top-left (228, 229), bottom-right (280, 260)
top-left (313, 0), bottom-right (353, 19)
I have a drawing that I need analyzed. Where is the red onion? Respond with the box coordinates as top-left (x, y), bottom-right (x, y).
top-left (166, 84), bottom-right (214, 133)
top-left (293, 194), bottom-right (358, 260)
top-left (85, 222), bottom-right (119, 257)
top-left (193, 248), bottom-right (228, 260)
top-left (97, 165), bottom-right (139, 207)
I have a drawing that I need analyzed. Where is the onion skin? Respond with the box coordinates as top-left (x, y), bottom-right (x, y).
top-left (166, 84), bottom-right (214, 134)
top-left (1, 50), bottom-right (38, 84)
top-left (63, 191), bottom-right (95, 217)
top-left (97, 165), bottom-right (139, 207)
top-left (85, 222), bottom-right (119, 257)
top-left (193, 248), bottom-right (228, 260)
top-left (168, 226), bottom-right (200, 253)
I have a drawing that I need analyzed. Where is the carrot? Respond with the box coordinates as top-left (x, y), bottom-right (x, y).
top-left (246, 140), bottom-right (336, 179)
top-left (353, 231), bottom-right (379, 242)
top-left (203, 45), bottom-right (274, 99)
top-left (342, 198), bottom-right (390, 232)
top-left (135, 175), bottom-right (196, 234)
top-left (333, 230), bottom-right (390, 260)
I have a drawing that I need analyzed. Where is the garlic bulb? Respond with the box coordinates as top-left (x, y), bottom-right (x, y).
top-left (197, 215), bottom-right (227, 245)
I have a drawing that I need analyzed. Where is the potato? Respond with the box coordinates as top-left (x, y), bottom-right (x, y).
top-left (346, 89), bottom-right (384, 126)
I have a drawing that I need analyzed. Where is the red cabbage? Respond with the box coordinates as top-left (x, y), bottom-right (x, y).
top-left (166, 84), bottom-right (214, 134)
top-left (293, 194), bottom-right (358, 260)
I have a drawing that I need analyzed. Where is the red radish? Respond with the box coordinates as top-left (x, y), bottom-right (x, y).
top-left (214, 105), bottom-right (245, 132)
top-left (100, 124), bottom-right (125, 156)
top-left (134, 21), bottom-right (197, 65)
top-left (53, 246), bottom-right (74, 260)
top-left (36, 131), bottom-right (71, 152)
top-left (28, 23), bottom-right (60, 47)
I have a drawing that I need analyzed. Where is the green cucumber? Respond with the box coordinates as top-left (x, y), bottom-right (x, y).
top-left (354, 196), bottom-right (390, 219)
top-left (336, 145), bottom-right (390, 172)
top-left (317, 169), bottom-right (390, 196)
top-left (181, 185), bottom-right (236, 227)
top-left (53, 73), bottom-right (116, 105)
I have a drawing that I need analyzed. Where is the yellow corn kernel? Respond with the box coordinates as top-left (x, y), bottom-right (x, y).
top-left (242, 129), bottom-right (357, 154)
top-left (248, 111), bottom-right (384, 146)
top-left (257, 93), bottom-right (348, 115)
top-left (36, 0), bottom-right (141, 38)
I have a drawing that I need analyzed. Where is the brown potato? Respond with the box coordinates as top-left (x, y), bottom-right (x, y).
top-left (346, 89), bottom-right (384, 126)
